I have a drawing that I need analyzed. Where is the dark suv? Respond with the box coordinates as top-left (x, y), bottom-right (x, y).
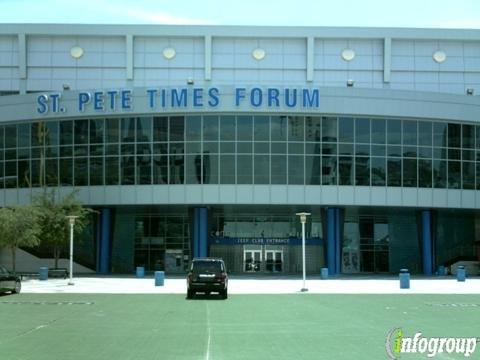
top-left (187, 258), bottom-right (228, 299)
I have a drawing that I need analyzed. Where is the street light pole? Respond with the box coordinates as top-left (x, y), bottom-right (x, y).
top-left (296, 212), bottom-right (311, 292)
top-left (66, 215), bottom-right (79, 286)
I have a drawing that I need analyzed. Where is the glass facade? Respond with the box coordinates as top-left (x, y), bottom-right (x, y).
top-left (1, 114), bottom-right (479, 189)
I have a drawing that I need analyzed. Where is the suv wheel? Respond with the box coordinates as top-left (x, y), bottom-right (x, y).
top-left (13, 281), bottom-right (21, 294)
top-left (221, 289), bottom-right (228, 299)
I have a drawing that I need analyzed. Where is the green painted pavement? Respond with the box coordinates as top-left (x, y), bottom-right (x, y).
top-left (0, 294), bottom-right (479, 359)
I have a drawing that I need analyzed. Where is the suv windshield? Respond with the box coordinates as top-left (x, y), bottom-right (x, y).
top-left (192, 261), bottom-right (223, 272)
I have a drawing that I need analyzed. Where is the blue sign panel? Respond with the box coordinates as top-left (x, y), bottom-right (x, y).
top-left (210, 237), bottom-right (323, 246)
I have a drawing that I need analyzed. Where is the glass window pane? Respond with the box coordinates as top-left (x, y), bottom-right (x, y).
top-left (4, 161), bottom-right (16, 188)
top-left (434, 123), bottom-right (448, 147)
top-left (339, 144), bottom-right (353, 156)
top-left (136, 117), bottom-right (152, 142)
top-left (18, 160), bottom-right (30, 187)
top-left (220, 116), bottom-right (235, 141)
top-left (322, 117), bottom-right (337, 142)
top-left (305, 117), bottom-right (321, 142)
top-left (271, 155), bottom-right (286, 184)
top-left (387, 158), bottom-right (401, 186)
top-left (418, 159), bottom-right (432, 188)
top-left (306, 156), bottom-right (320, 185)
top-left (237, 116), bottom-right (253, 141)
top-left (448, 124), bottom-right (461, 148)
top-left (418, 121), bottom-right (432, 146)
top-left (254, 116), bottom-right (269, 141)
top-left (448, 161), bottom-right (461, 189)
top-left (462, 162), bottom-right (475, 189)
top-left (18, 124), bottom-right (30, 148)
top-left (74, 158), bottom-right (88, 186)
top-left (105, 157), bottom-right (119, 185)
top-left (153, 156), bottom-right (168, 184)
top-left (355, 118), bottom-right (370, 143)
top-left (186, 154), bottom-right (201, 184)
top-left (339, 117), bottom-right (354, 143)
top-left (271, 116), bottom-right (287, 141)
top-left (74, 119), bottom-right (89, 145)
top-left (153, 117), bottom-right (168, 142)
top-left (169, 116), bottom-right (185, 142)
top-left (186, 116), bottom-right (201, 141)
top-left (203, 153), bottom-right (218, 184)
top-left (5, 125), bottom-right (16, 148)
top-left (203, 115), bottom-right (219, 141)
top-left (322, 156), bottom-right (337, 185)
top-left (288, 116), bottom-right (304, 141)
top-left (106, 118), bottom-right (119, 143)
top-left (59, 158), bottom-right (72, 185)
top-left (339, 156), bottom-right (353, 185)
top-left (371, 119), bottom-right (386, 144)
top-left (237, 155), bottom-right (252, 184)
top-left (169, 154), bottom-right (184, 184)
top-left (89, 119), bottom-right (104, 144)
top-left (371, 157), bottom-right (386, 186)
top-left (288, 155), bottom-right (304, 184)
top-left (121, 156), bottom-right (135, 184)
top-left (137, 155), bottom-right (151, 184)
top-left (433, 160), bottom-right (447, 188)
top-left (220, 155), bottom-right (235, 184)
top-left (89, 157), bottom-right (103, 185)
top-left (402, 158), bottom-right (417, 187)
top-left (31, 159), bottom-right (41, 187)
top-left (462, 124), bottom-right (474, 149)
top-left (121, 118), bottom-right (136, 143)
top-left (355, 157), bottom-right (370, 185)
top-left (254, 155), bottom-right (269, 184)
top-left (402, 121), bottom-right (417, 145)
top-left (387, 120), bottom-right (401, 145)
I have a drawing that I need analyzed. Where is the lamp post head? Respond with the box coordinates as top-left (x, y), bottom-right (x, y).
top-left (66, 215), bottom-right (79, 226)
top-left (295, 212), bottom-right (311, 224)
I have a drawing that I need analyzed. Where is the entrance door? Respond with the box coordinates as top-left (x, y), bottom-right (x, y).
top-left (244, 250), bottom-right (262, 272)
top-left (265, 250), bottom-right (283, 272)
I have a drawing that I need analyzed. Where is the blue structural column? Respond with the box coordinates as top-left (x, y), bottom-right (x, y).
top-left (326, 208), bottom-right (343, 275)
top-left (193, 208), bottom-right (208, 258)
top-left (99, 208), bottom-right (111, 274)
top-left (421, 210), bottom-right (433, 275)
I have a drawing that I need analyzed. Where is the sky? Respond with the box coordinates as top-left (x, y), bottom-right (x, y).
top-left (0, 0), bottom-right (480, 28)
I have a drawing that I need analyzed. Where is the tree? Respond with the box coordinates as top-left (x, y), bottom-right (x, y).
top-left (0, 205), bottom-right (41, 272)
top-left (33, 190), bottom-right (94, 269)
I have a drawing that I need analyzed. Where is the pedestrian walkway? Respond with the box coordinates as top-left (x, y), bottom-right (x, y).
top-left (21, 275), bottom-right (480, 294)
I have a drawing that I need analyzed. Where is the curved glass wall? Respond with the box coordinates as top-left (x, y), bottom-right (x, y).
top-left (0, 114), bottom-right (478, 189)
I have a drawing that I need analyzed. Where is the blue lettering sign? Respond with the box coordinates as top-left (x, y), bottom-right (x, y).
top-left (285, 88), bottom-right (297, 108)
top-left (268, 88), bottom-right (280, 107)
top-left (107, 90), bottom-right (118, 111)
top-left (171, 88), bottom-right (187, 107)
top-left (121, 90), bottom-right (132, 110)
top-left (50, 93), bottom-right (61, 113)
top-left (250, 87), bottom-right (262, 107)
top-left (78, 92), bottom-right (91, 112)
top-left (94, 91), bottom-right (104, 111)
top-left (208, 87), bottom-right (219, 107)
top-left (235, 88), bottom-right (246, 106)
top-left (193, 88), bottom-right (203, 107)
top-left (146, 89), bottom-right (157, 108)
top-left (303, 88), bottom-right (319, 107)
top-left (36, 94), bottom-right (48, 114)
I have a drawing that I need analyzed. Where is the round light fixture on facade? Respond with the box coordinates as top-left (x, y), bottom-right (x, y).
top-left (252, 48), bottom-right (266, 60)
top-left (433, 50), bottom-right (447, 63)
top-left (162, 47), bottom-right (176, 60)
top-left (70, 46), bottom-right (84, 59)
top-left (341, 49), bottom-right (355, 61)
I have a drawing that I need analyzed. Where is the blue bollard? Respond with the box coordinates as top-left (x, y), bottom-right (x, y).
top-left (438, 265), bottom-right (446, 276)
top-left (457, 266), bottom-right (466, 282)
top-left (321, 267), bottom-right (329, 279)
top-left (155, 271), bottom-right (165, 286)
top-left (399, 269), bottom-right (410, 289)
top-left (39, 267), bottom-right (49, 281)
top-left (136, 266), bottom-right (145, 278)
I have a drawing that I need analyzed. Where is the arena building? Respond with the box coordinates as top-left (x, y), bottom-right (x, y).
top-left (0, 24), bottom-right (479, 275)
